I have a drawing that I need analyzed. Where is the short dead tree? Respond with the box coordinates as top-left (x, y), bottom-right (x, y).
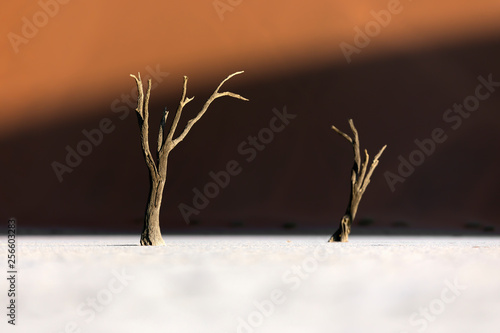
top-left (329, 119), bottom-right (387, 242)
top-left (130, 71), bottom-right (248, 246)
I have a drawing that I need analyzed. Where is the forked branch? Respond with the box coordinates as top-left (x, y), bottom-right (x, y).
top-left (171, 71), bottom-right (248, 148)
top-left (131, 71), bottom-right (248, 170)
top-left (329, 119), bottom-right (387, 242)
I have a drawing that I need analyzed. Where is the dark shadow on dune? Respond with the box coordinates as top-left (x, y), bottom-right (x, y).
top-left (2, 37), bottom-right (500, 236)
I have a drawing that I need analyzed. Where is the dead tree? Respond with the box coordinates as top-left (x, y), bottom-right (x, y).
top-left (328, 119), bottom-right (387, 242)
top-left (130, 71), bottom-right (248, 246)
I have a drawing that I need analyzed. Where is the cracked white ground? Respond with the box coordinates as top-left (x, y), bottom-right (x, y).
top-left (1, 235), bottom-right (499, 333)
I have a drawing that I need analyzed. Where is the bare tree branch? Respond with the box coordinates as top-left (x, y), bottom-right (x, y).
top-left (348, 119), bottom-right (361, 175)
top-left (167, 76), bottom-right (194, 144)
top-left (130, 73), bottom-right (158, 177)
top-left (360, 145), bottom-right (387, 194)
top-left (331, 124), bottom-right (352, 143)
top-left (130, 73), bottom-right (144, 119)
top-left (172, 71), bottom-right (248, 147)
top-left (356, 150), bottom-right (369, 193)
top-left (158, 107), bottom-right (168, 153)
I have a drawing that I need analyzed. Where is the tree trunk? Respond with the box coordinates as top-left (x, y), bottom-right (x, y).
top-left (329, 189), bottom-right (361, 242)
top-left (329, 215), bottom-right (352, 242)
top-left (140, 177), bottom-right (166, 246)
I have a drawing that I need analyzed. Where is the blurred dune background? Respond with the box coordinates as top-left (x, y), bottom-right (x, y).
top-left (1, 0), bottom-right (500, 234)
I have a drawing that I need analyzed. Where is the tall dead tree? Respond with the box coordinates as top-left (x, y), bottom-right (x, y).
top-left (329, 119), bottom-right (387, 242)
top-left (130, 71), bottom-right (248, 246)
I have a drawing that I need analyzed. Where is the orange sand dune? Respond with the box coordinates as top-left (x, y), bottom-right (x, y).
top-left (2, 0), bottom-right (500, 136)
